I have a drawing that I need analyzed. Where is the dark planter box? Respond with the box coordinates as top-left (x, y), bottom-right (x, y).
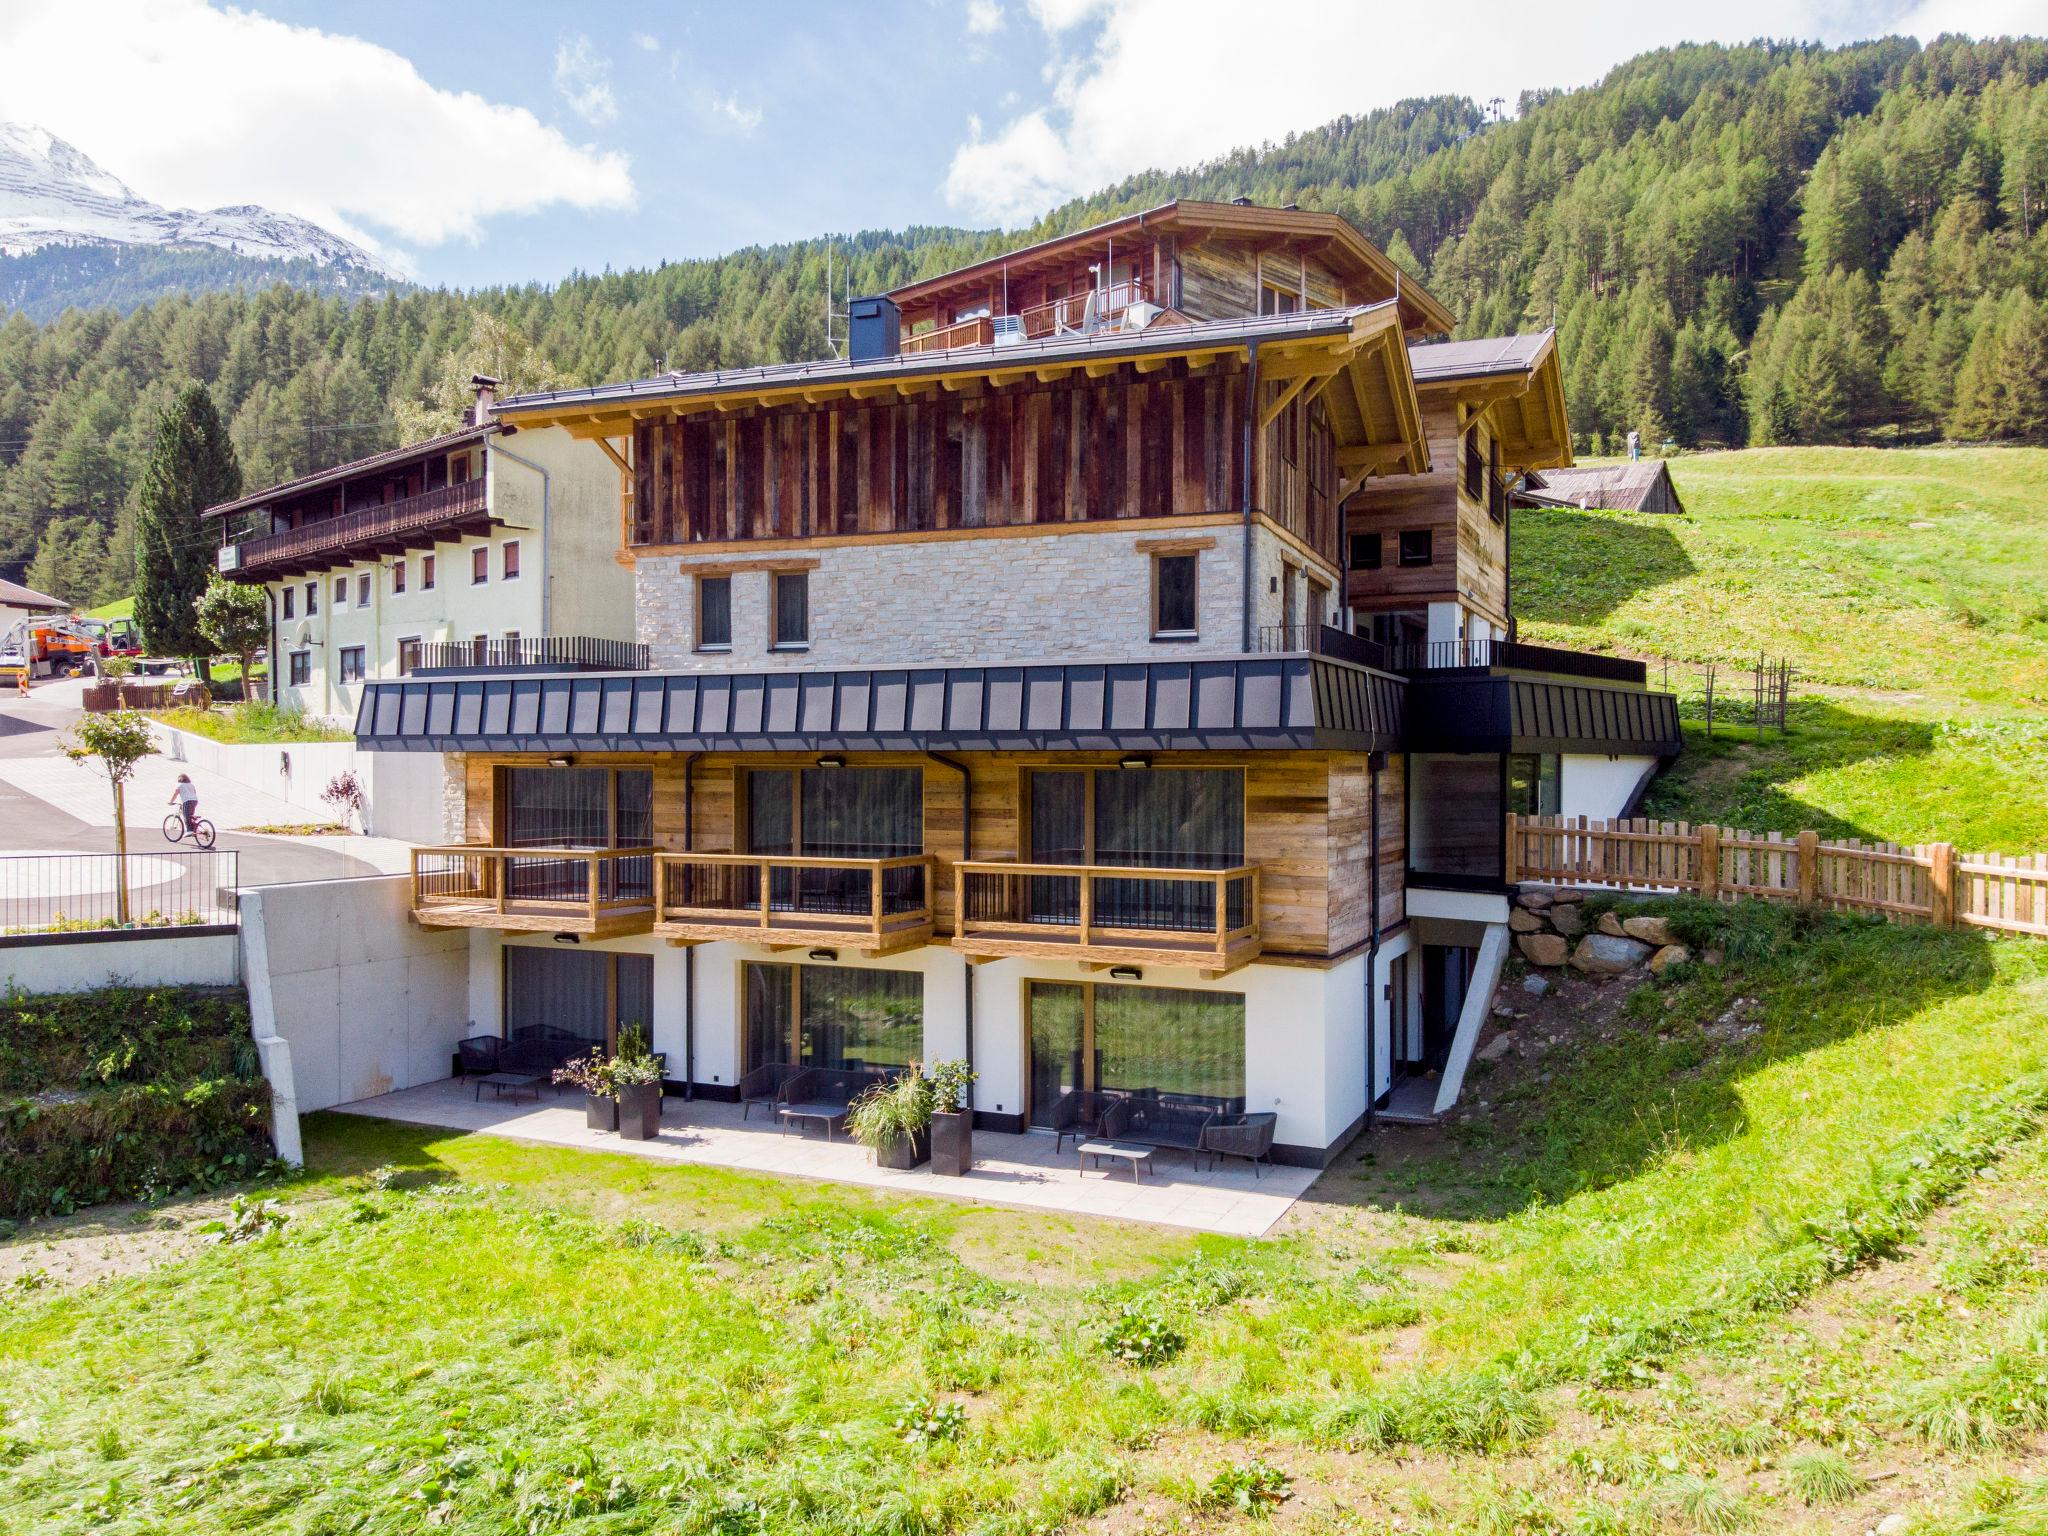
top-left (873, 1127), bottom-right (930, 1171)
top-left (584, 1092), bottom-right (618, 1133)
top-left (930, 1111), bottom-right (972, 1175)
top-left (617, 1081), bottom-right (663, 1140)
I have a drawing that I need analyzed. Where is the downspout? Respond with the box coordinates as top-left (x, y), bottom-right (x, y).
top-left (490, 441), bottom-right (553, 636)
top-left (1364, 750), bottom-right (1384, 1133)
top-left (681, 752), bottom-right (698, 1100)
top-left (1241, 340), bottom-right (1260, 652)
top-left (927, 751), bottom-right (975, 1117)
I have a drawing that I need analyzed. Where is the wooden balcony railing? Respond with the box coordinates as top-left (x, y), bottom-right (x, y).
top-left (654, 853), bottom-right (935, 953)
top-left (952, 859), bottom-right (1261, 974)
top-left (411, 844), bottom-right (657, 936)
top-left (228, 480), bottom-right (489, 574)
top-left (898, 278), bottom-right (1154, 356)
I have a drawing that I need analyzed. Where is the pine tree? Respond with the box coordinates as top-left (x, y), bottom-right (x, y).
top-left (133, 383), bottom-right (240, 670)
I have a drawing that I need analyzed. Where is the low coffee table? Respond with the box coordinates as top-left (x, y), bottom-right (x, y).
top-left (1077, 1139), bottom-right (1155, 1184)
top-left (778, 1102), bottom-right (850, 1139)
top-left (475, 1071), bottom-right (547, 1104)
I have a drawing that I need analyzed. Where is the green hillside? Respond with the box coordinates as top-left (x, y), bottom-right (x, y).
top-left (3, 35), bottom-right (2045, 610)
top-left (1514, 445), bottom-right (2048, 848)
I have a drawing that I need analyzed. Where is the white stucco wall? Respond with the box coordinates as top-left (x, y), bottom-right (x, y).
top-left (636, 520), bottom-right (1333, 670)
top-left (240, 875), bottom-right (470, 1113)
top-left (0, 932), bottom-right (240, 995)
top-left (1559, 753), bottom-right (1660, 821)
top-left (263, 425), bottom-right (633, 721)
top-left (149, 723), bottom-right (455, 844)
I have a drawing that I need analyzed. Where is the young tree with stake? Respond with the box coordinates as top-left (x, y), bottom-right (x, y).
top-left (62, 710), bottom-right (158, 926)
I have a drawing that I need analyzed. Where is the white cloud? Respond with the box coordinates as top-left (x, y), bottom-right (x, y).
top-left (944, 0), bottom-right (2036, 227)
top-left (632, 31), bottom-right (661, 52)
top-left (966, 0), bottom-right (1007, 33)
top-left (707, 92), bottom-right (765, 134)
top-left (0, 1), bottom-right (632, 262)
top-left (554, 33), bottom-right (618, 127)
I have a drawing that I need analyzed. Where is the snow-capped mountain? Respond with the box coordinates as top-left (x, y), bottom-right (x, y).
top-left (0, 123), bottom-right (401, 280)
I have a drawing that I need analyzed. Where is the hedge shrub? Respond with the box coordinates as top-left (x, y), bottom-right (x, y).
top-left (0, 987), bottom-right (272, 1220)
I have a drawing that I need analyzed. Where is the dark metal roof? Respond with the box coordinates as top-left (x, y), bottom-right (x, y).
top-left (1404, 674), bottom-right (1682, 757)
top-left (355, 654), bottom-right (1405, 755)
top-left (202, 423), bottom-right (496, 521)
top-left (1519, 462), bottom-right (1687, 515)
top-left (492, 306), bottom-right (1388, 419)
top-left (1408, 331), bottom-right (1554, 384)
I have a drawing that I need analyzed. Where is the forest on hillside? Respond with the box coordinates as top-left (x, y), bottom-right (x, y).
top-left (2, 34), bottom-right (2044, 607)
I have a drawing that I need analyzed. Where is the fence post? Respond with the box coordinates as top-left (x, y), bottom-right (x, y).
top-left (1504, 813), bottom-right (1519, 885)
top-left (1699, 824), bottom-right (1719, 899)
top-left (1929, 843), bottom-right (1957, 929)
top-left (1796, 829), bottom-right (1819, 906)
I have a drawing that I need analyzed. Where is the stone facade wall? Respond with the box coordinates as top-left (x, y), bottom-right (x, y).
top-left (636, 522), bottom-right (1329, 670)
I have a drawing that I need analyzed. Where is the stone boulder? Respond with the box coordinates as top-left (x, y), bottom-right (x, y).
top-left (1518, 933), bottom-right (1569, 967)
top-left (1623, 915), bottom-right (1678, 947)
top-left (1509, 907), bottom-right (1545, 933)
top-left (1648, 944), bottom-right (1692, 976)
top-left (1549, 903), bottom-right (1586, 937)
top-left (1596, 911), bottom-right (1628, 938)
top-left (1520, 891), bottom-right (1555, 911)
top-left (1477, 1031), bottom-right (1515, 1062)
top-left (1549, 888), bottom-right (1586, 905)
top-left (1571, 933), bottom-right (1652, 975)
top-left (1520, 972), bottom-right (1552, 997)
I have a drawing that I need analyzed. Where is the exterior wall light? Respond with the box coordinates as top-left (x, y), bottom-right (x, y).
top-left (807, 948), bottom-right (839, 962)
top-left (1107, 966), bottom-right (1142, 981)
top-left (547, 755), bottom-right (575, 768)
top-left (1118, 755), bottom-right (1149, 770)
top-left (552, 933), bottom-right (580, 945)
top-left (816, 755), bottom-right (847, 769)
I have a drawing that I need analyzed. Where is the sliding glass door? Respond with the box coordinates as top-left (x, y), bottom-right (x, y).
top-left (498, 766), bottom-right (653, 901)
top-left (1024, 768), bottom-right (1244, 930)
top-left (1026, 981), bottom-right (1245, 1127)
top-left (742, 964), bottom-right (924, 1076)
top-left (504, 946), bottom-right (654, 1053)
top-left (745, 766), bottom-right (924, 917)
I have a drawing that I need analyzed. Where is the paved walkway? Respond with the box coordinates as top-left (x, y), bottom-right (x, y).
top-left (334, 1078), bottom-right (1315, 1237)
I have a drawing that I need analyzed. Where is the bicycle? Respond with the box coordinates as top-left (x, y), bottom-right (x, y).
top-left (163, 812), bottom-right (217, 850)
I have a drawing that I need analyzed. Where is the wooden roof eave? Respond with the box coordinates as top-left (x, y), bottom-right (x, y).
top-left (1324, 312), bottom-right (1430, 483)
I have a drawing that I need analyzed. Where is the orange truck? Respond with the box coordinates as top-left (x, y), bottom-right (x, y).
top-left (0, 618), bottom-right (97, 684)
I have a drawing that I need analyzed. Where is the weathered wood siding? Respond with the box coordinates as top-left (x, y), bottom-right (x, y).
top-left (1343, 400), bottom-right (1509, 626)
top-left (1178, 241), bottom-right (1353, 320)
top-left (457, 749), bottom-right (1382, 959)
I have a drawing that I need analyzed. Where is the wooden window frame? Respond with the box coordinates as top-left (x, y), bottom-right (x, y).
top-left (741, 960), bottom-right (924, 1075)
top-left (1398, 529), bottom-right (1433, 568)
top-left (337, 645), bottom-right (366, 684)
top-left (1150, 551), bottom-right (1198, 640)
top-left (696, 573), bottom-right (733, 652)
top-left (1018, 763), bottom-right (1247, 866)
top-left (772, 569), bottom-right (810, 650)
top-left (502, 539), bottom-right (521, 580)
top-left (421, 554), bottom-right (436, 590)
top-left (282, 586), bottom-right (295, 620)
top-left (499, 946), bottom-right (644, 1056)
top-left (1462, 428), bottom-right (1484, 501)
top-left (391, 559), bottom-right (406, 595)
top-left (490, 763), bottom-right (650, 849)
top-left (305, 580), bottom-right (318, 615)
top-left (288, 650), bottom-right (311, 686)
top-left (334, 575), bottom-right (349, 609)
top-left (1350, 531), bottom-right (1382, 571)
top-left (1023, 977), bottom-right (1247, 1125)
top-left (357, 571), bottom-right (371, 608)
top-left (471, 546), bottom-right (489, 586)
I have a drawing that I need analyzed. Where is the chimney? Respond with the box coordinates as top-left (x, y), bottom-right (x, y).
top-left (847, 296), bottom-right (901, 363)
top-left (469, 374), bottom-right (501, 426)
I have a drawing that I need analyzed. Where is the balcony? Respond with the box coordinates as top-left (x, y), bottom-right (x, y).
top-left (653, 854), bottom-right (935, 954)
top-left (410, 845), bottom-right (657, 937)
top-left (413, 636), bottom-right (650, 674)
top-left (1393, 638), bottom-right (1648, 685)
top-left (224, 480), bottom-right (491, 577)
top-left (899, 278), bottom-right (1154, 357)
top-left (953, 861), bottom-right (1262, 975)
top-left (1255, 623), bottom-right (1392, 669)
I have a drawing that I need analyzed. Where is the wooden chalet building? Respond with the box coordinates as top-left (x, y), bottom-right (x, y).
top-left (356, 201), bottom-right (1679, 1155)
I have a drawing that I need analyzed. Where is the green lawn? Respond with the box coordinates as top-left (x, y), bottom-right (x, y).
top-left (1514, 447), bottom-right (2048, 847)
top-left (81, 596), bottom-right (133, 622)
top-left (4, 904), bottom-right (2046, 1533)
top-left (155, 701), bottom-right (350, 745)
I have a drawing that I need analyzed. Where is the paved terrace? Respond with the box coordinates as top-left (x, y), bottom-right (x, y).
top-left (333, 1079), bottom-right (1316, 1237)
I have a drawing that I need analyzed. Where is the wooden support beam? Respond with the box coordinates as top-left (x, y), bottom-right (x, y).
top-left (1258, 371), bottom-right (1322, 430)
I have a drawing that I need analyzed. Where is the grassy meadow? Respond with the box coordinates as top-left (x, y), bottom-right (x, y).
top-left (4, 901), bottom-right (2047, 1534)
top-left (1513, 446), bottom-right (2048, 847)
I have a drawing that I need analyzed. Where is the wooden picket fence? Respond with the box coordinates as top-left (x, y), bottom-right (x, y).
top-left (1505, 815), bottom-right (2048, 938)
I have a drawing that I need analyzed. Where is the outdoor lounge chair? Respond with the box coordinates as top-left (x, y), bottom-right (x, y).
top-left (773, 1065), bottom-right (898, 1139)
top-left (1198, 1111), bottom-right (1278, 1177)
top-left (456, 1035), bottom-right (502, 1077)
top-left (737, 1061), bottom-right (801, 1121)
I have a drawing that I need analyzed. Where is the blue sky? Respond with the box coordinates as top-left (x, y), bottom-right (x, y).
top-left (1, 0), bottom-right (2039, 291)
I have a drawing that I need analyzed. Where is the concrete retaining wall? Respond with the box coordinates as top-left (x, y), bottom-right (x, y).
top-left (0, 929), bottom-right (240, 995)
top-left (238, 875), bottom-right (470, 1115)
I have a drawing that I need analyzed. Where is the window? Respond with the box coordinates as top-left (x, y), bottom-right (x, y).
top-left (421, 554), bottom-right (436, 590)
top-left (1152, 552), bottom-right (1197, 638)
top-left (1508, 753), bottom-right (1562, 818)
top-left (357, 572), bottom-right (371, 607)
top-left (1488, 435), bottom-right (1505, 524)
top-left (471, 546), bottom-right (488, 585)
top-left (288, 650), bottom-right (311, 686)
top-left (1463, 428), bottom-right (1484, 501)
top-left (743, 963), bottom-right (923, 1079)
top-left (334, 576), bottom-right (348, 609)
top-left (282, 586), bottom-right (296, 620)
top-left (391, 560), bottom-right (406, 595)
top-left (1349, 532), bottom-right (1383, 571)
top-left (471, 633), bottom-right (489, 665)
top-left (397, 636), bottom-right (422, 675)
top-left (502, 540), bottom-right (520, 580)
top-left (500, 765), bottom-right (652, 851)
top-left (1307, 576), bottom-right (1331, 628)
top-left (742, 763), bottom-right (926, 920)
top-left (1259, 283), bottom-right (1299, 316)
top-left (1026, 766), bottom-right (1246, 931)
top-left (502, 630), bottom-right (521, 658)
top-left (697, 574), bottom-right (732, 650)
top-left (1398, 529), bottom-right (1433, 567)
top-left (338, 646), bottom-right (366, 684)
top-left (1027, 981), bottom-right (1245, 1128)
top-left (504, 948), bottom-right (653, 1055)
top-left (773, 571), bottom-right (809, 648)
top-left (304, 580), bottom-right (318, 616)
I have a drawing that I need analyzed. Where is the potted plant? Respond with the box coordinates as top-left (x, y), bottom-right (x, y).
top-left (611, 1025), bottom-right (664, 1141)
top-left (554, 1048), bottom-right (616, 1132)
top-left (927, 1059), bottom-right (977, 1176)
top-left (848, 1069), bottom-right (934, 1171)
